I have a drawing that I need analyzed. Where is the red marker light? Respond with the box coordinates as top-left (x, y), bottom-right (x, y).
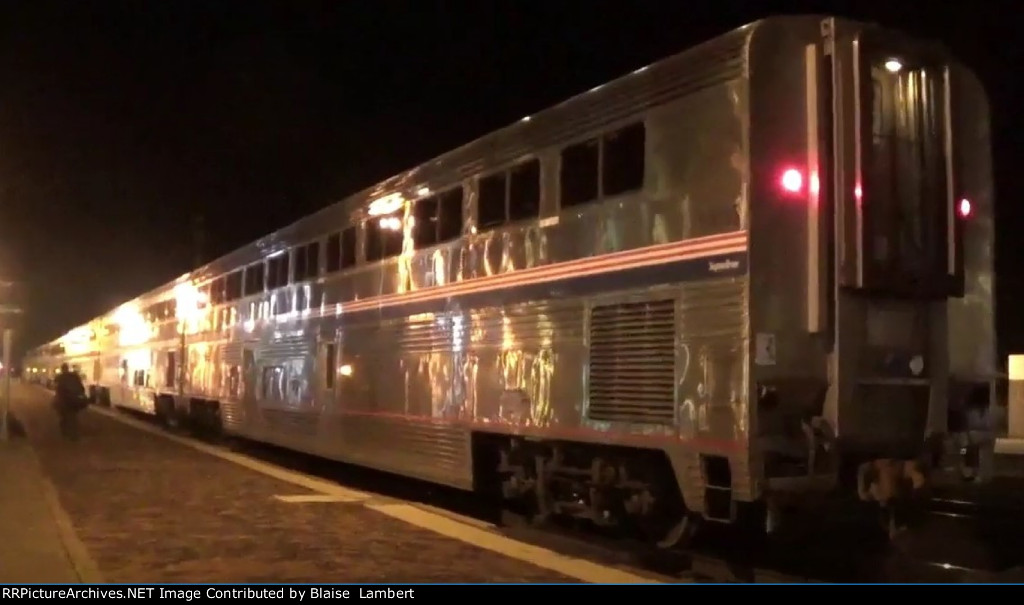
top-left (780, 169), bottom-right (803, 193)
top-left (958, 198), bottom-right (972, 218)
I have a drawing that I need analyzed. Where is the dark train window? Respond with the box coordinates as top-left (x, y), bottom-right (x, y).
top-left (209, 277), bottom-right (226, 305)
top-left (364, 220), bottom-right (380, 262)
top-left (324, 342), bottom-right (336, 389)
top-left (165, 351), bottom-right (176, 387)
top-left (560, 139), bottom-right (599, 207)
top-left (306, 241), bottom-right (320, 278)
top-left (293, 245), bottom-right (308, 282)
top-left (366, 215), bottom-right (403, 262)
top-left (224, 270), bottom-right (243, 301)
top-left (244, 262), bottom-right (265, 296)
top-left (602, 122), bottom-right (646, 196)
top-left (478, 172), bottom-right (507, 230)
top-left (266, 252), bottom-right (290, 290)
top-left (325, 233), bottom-right (341, 273)
top-left (340, 226), bottom-right (357, 268)
top-left (438, 187), bottom-right (463, 242)
top-left (413, 196), bottom-right (439, 248)
top-left (509, 159), bottom-right (541, 222)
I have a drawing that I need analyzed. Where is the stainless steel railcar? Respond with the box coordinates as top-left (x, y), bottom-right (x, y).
top-left (26, 15), bottom-right (994, 542)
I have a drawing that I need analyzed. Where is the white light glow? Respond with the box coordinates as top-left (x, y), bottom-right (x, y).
top-left (368, 193), bottom-right (404, 217)
top-left (780, 168), bottom-right (803, 193)
top-left (884, 59), bottom-right (902, 73)
top-left (958, 198), bottom-right (972, 218)
top-left (112, 303), bottom-right (152, 348)
top-left (1010, 355), bottom-right (1024, 381)
top-left (379, 216), bottom-right (403, 231)
top-left (174, 281), bottom-right (209, 335)
top-left (60, 326), bottom-right (94, 356)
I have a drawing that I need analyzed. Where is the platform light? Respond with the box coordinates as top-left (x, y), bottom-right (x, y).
top-left (958, 198), bottom-right (972, 219)
top-left (884, 59), bottom-right (903, 73)
top-left (780, 168), bottom-right (804, 194)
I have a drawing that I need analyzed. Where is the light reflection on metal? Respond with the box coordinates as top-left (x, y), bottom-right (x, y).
top-left (398, 204), bottom-right (414, 293)
top-left (124, 348), bottom-right (151, 371)
top-left (174, 281), bottom-right (209, 335)
top-left (379, 216), bottom-right (402, 231)
top-left (301, 284), bottom-right (313, 318)
top-left (368, 192), bottom-right (404, 217)
top-left (59, 326), bottom-right (95, 357)
top-left (112, 303), bottom-right (153, 348)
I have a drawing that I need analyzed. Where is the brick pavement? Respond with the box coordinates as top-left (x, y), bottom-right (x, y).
top-left (0, 434), bottom-right (95, 583)
top-left (11, 384), bottom-right (580, 583)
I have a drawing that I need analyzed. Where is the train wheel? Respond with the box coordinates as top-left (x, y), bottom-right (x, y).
top-left (656, 513), bottom-right (700, 549)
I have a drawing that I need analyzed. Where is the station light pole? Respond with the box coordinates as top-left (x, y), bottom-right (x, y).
top-left (0, 280), bottom-right (23, 442)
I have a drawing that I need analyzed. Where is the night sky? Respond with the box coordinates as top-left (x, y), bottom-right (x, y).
top-left (0, 1), bottom-right (1019, 359)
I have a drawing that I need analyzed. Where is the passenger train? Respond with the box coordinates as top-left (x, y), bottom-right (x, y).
top-left (24, 16), bottom-right (995, 543)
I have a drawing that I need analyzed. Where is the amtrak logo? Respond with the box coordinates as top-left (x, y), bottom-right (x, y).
top-left (708, 258), bottom-right (740, 273)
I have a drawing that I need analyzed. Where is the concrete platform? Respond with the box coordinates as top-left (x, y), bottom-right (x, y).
top-left (7, 383), bottom-right (658, 583)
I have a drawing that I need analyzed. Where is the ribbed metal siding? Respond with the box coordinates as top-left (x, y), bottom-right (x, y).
top-left (587, 299), bottom-right (676, 424)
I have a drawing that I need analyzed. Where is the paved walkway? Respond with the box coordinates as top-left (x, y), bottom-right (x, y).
top-left (2, 382), bottom-right (610, 583)
top-left (0, 394), bottom-right (101, 583)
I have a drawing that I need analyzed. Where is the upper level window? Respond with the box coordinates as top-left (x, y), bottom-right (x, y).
top-left (477, 159), bottom-right (540, 232)
top-left (325, 227), bottom-right (357, 273)
top-left (209, 277), bottom-right (226, 305)
top-left (267, 252), bottom-right (290, 290)
top-left (366, 214), bottom-right (403, 262)
top-left (244, 262), bottom-right (265, 296)
top-left (293, 241), bottom-right (320, 282)
top-left (413, 186), bottom-right (464, 247)
top-left (224, 270), bottom-right (243, 302)
top-left (560, 121), bottom-right (646, 209)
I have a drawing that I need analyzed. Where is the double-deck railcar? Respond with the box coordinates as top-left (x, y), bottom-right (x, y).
top-left (25, 15), bottom-right (995, 542)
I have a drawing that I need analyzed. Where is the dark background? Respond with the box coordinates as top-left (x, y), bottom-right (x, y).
top-left (0, 1), bottom-right (1019, 359)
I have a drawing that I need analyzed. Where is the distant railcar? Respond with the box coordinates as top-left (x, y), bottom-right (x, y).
top-left (25, 15), bottom-right (995, 543)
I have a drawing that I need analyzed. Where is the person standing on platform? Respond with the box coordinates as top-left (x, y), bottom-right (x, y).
top-left (52, 363), bottom-right (87, 440)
